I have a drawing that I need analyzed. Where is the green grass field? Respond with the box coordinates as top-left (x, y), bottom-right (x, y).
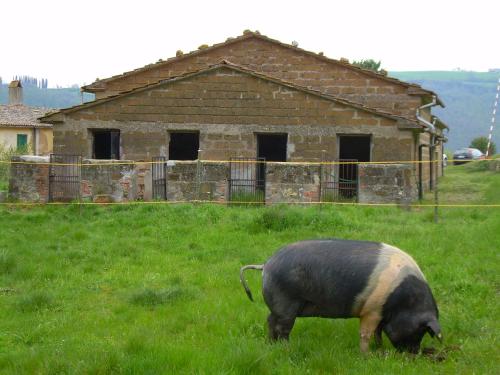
top-left (0, 163), bottom-right (499, 374)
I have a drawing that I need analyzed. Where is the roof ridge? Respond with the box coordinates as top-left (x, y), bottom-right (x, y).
top-left (44, 62), bottom-right (419, 127)
top-left (81, 30), bottom-right (438, 102)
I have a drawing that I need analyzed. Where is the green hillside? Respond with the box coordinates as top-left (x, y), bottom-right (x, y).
top-left (390, 71), bottom-right (500, 151)
top-left (0, 84), bottom-right (94, 109)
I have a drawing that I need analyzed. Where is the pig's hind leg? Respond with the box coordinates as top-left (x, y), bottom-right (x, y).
top-left (264, 294), bottom-right (302, 341)
top-left (267, 312), bottom-right (296, 341)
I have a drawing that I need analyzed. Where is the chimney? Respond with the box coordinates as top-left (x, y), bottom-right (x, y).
top-left (9, 80), bottom-right (23, 105)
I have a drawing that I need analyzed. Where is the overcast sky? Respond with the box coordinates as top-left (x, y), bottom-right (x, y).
top-left (1, 0), bottom-right (498, 87)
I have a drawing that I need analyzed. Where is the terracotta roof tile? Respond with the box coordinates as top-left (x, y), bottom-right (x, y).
top-left (0, 105), bottom-right (53, 128)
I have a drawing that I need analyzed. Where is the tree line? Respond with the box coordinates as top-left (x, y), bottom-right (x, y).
top-left (0, 75), bottom-right (48, 89)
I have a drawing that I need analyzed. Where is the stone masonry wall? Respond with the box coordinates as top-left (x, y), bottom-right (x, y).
top-left (80, 160), bottom-right (152, 202)
top-left (68, 68), bottom-right (401, 129)
top-left (358, 164), bottom-right (417, 204)
top-left (265, 163), bottom-right (320, 204)
top-left (8, 157), bottom-right (153, 203)
top-left (54, 67), bottom-right (413, 164)
top-left (97, 36), bottom-right (422, 118)
top-left (166, 161), bottom-right (227, 202)
top-left (9, 156), bottom-right (50, 203)
top-left (55, 120), bottom-right (412, 164)
top-left (9, 157), bottom-right (419, 204)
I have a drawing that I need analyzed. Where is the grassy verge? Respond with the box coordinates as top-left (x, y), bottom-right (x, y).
top-left (0, 167), bottom-right (499, 374)
top-left (431, 161), bottom-right (500, 204)
top-left (229, 190), bottom-right (265, 205)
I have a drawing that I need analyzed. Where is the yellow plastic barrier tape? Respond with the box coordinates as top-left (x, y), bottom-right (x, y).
top-left (0, 200), bottom-right (498, 208)
top-left (0, 158), bottom-right (477, 167)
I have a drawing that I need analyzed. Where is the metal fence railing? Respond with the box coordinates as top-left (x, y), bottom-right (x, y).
top-left (3, 156), bottom-right (485, 212)
top-left (48, 154), bottom-right (82, 202)
top-left (320, 159), bottom-right (358, 202)
top-left (228, 157), bottom-right (266, 204)
top-left (152, 156), bottom-right (167, 200)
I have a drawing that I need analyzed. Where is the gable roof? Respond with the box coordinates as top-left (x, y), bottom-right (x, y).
top-left (0, 105), bottom-right (52, 128)
top-left (42, 61), bottom-right (420, 130)
top-left (81, 31), bottom-right (443, 105)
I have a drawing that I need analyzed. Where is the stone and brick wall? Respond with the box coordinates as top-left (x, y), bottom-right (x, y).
top-left (80, 160), bottom-right (151, 202)
top-left (358, 164), bottom-right (417, 204)
top-left (166, 161), bottom-right (227, 202)
top-left (9, 157), bottom-right (150, 203)
top-left (94, 36), bottom-right (423, 118)
top-left (265, 163), bottom-right (320, 204)
top-left (54, 67), bottom-right (414, 165)
top-left (8, 156), bottom-right (50, 202)
top-left (8, 156), bottom-right (418, 204)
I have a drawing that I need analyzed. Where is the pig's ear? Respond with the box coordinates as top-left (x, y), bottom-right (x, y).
top-left (426, 319), bottom-right (442, 342)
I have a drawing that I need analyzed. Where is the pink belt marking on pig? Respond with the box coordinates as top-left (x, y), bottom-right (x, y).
top-left (352, 244), bottom-right (425, 318)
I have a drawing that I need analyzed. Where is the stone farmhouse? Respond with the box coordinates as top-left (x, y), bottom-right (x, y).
top-left (37, 31), bottom-right (447, 203)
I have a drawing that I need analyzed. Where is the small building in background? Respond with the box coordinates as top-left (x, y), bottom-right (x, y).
top-left (0, 80), bottom-right (53, 155)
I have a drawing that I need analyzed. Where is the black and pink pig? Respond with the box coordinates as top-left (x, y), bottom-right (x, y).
top-left (240, 239), bottom-right (442, 353)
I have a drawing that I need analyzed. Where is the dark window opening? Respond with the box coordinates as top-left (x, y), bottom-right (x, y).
top-left (338, 135), bottom-right (371, 161)
top-left (169, 132), bottom-right (199, 160)
top-left (93, 130), bottom-right (120, 159)
top-left (338, 135), bottom-right (371, 198)
top-left (256, 133), bottom-right (287, 192)
top-left (257, 133), bottom-right (287, 162)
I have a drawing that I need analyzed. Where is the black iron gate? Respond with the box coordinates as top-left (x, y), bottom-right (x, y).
top-left (228, 157), bottom-right (266, 204)
top-left (48, 154), bottom-right (82, 202)
top-left (320, 159), bottom-right (358, 202)
top-left (152, 156), bottom-right (167, 200)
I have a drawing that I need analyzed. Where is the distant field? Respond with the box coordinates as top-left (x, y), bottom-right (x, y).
top-left (0, 163), bottom-right (499, 374)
